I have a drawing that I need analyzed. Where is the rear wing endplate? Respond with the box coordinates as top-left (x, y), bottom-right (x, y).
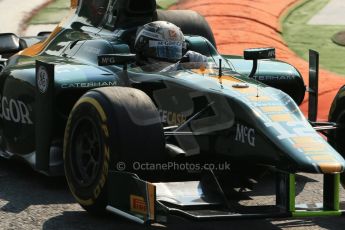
top-left (308, 50), bottom-right (319, 122)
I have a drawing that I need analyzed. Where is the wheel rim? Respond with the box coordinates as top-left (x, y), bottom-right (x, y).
top-left (70, 117), bottom-right (102, 187)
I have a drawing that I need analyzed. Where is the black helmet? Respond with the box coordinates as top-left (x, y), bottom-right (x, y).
top-left (134, 21), bottom-right (186, 64)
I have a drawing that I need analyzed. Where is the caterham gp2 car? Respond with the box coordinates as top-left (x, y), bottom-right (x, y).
top-left (1, 0), bottom-right (345, 225)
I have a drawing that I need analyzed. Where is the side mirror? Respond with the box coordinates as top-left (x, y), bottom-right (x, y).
top-left (244, 48), bottom-right (275, 60)
top-left (0, 33), bottom-right (21, 55)
top-left (98, 53), bottom-right (136, 70)
top-left (243, 48), bottom-right (275, 78)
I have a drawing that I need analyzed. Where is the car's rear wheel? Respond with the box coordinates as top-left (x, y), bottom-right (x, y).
top-left (64, 87), bottom-right (165, 214)
top-left (157, 10), bottom-right (217, 48)
top-left (328, 100), bottom-right (345, 187)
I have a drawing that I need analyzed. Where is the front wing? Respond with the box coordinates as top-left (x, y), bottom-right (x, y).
top-left (105, 170), bottom-right (344, 224)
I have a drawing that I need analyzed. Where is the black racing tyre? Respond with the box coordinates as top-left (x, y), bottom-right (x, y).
top-left (328, 99), bottom-right (345, 187)
top-left (64, 87), bottom-right (165, 214)
top-left (157, 10), bottom-right (217, 48)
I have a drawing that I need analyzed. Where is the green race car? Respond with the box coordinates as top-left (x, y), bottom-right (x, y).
top-left (0, 0), bottom-right (345, 224)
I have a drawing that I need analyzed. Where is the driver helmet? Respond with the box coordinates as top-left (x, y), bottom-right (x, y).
top-left (134, 21), bottom-right (186, 64)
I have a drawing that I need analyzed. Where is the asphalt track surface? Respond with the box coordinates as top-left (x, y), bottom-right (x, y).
top-left (2, 158), bottom-right (345, 230)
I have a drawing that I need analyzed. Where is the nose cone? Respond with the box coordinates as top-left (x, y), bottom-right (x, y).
top-left (290, 136), bottom-right (345, 173)
top-left (264, 121), bottom-right (345, 174)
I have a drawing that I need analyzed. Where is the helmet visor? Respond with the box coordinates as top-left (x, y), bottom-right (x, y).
top-left (149, 40), bottom-right (183, 61)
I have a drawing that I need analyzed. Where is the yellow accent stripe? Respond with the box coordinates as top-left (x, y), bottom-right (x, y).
top-left (233, 87), bottom-right (258, 94)
top-left (64, 96), bottom-right (110, 207)
top-left (75, 97), bottom-right (107, 122)
top-left (298, 146), bottom-right (328, 152)
top-left (248, 95), bottom-right (272, 102)
top-left (20, 26), bottom-right (63, 57)
top-left (209, 75), bottom-right (242, 83)
top-left (192, 68), bottom-right (215, 75)
top-left (310, 155), bottom-right (335, 161)
top-left (20, 3), bottom-right (77, 57)
top-left (319, 163), bottom-right (342, 173)
top-left (221, 75), bottom-right (242, 82)
top-left (102, 124), bottom-right (109, 137)
top-left (291, 136), bottom-right (342, 173)
top-left (68, 183), bottom-right (94, 206)
top-left (292, 137), bottom-right (318, 144)
top-left (270, 114), bottom-right (295, 122)
top-left (294, 143), bottom-right (325, 148)
top-left (260, 106), bottom-right (285, 112)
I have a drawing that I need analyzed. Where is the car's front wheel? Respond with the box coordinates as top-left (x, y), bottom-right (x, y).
top-left (64, 87), bottom-right (165, 214)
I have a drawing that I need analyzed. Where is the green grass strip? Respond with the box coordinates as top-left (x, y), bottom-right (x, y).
top-left (157, 0), bottom-right (178, 9)
top-left (282, 0), bottom-right (345, 76)
top-left (29, 0), bottom-right (70, 24)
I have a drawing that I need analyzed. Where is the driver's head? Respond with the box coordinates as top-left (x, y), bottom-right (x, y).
top-left (134, 21), bottom-right (186, 65)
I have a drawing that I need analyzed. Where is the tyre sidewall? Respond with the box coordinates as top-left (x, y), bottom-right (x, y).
top-left (64, 95), bottom-right (112, 210)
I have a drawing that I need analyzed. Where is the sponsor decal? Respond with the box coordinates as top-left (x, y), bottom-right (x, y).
top-left (37, 66), bottom-right (49, 93)
top-left (0, 94), bottom-right (33, 124)
top-left (98, 55), bottom-right (117, 66)
top-left (257, 75), bottom-right (294, 81)
top-left (141, 30), bottom-right (163, 40)
top-left (149, 40), bottom-right (183, 47)
top-left (158, 109), bottom-right (187, 126)
top-left (130, 195), bottom-right (147, 215)
top-left (61, 81), bottom-right (117, 89)
top-left (267, 50), bottom-right (275, 58)
top-left (235, 123), bottom-right (255, 147)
